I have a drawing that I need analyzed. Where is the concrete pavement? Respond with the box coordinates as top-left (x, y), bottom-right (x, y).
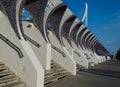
top-left (46, 59), bottom-right (120, 87)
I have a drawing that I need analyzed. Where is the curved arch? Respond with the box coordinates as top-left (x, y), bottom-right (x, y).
top-left (70, 22), bottom-right (82, 47)
top-left (45, 3), bottom-right (67, 44)
top-left (0, 0), bottom-right (48, 41)
top-left (93, 40), bottom-right (98, 54)
top-left (85, 33), bottom-right (93, 50)
top-left (0, 0), bottom-right (25, 40)
top-left (94, 41), bottom-right (102, 55)
top-left (89, 37), bottom-right (96, 52)
top-left (95, 42), bottom-right (102, 55)
top-left (77, 27), bottom-right (87, 49)
top-left (95, 42), bottom-right (109, 56)
top-left (85, 32), bottom-right (92, 50)
top-left (75, 25), bottom-right (84, 41)
top-left (86, 35), bottom-right (94, 51)
top-left (79, 29), bottom-right (88, 50)
top-left (60, 14), bottom-right (77, 46)
top-left (82, 31), bottom-right (90, 50)
top-left (24, 0), bottom-right (48, 42)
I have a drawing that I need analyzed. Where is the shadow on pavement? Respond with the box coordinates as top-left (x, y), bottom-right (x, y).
top-left (81, 68), bottom-right (120, 78)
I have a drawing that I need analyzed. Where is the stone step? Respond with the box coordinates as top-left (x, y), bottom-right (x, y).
top-left (0, 66), bottom-right (8, 71)
top-left (45, 60), bottom-right (70, 86)
top-left (45, 68), bottom-right (65, 75)
top-left (0, 61), bottom-right (26, 87)
top-left (51, 63), bottom-right (61, 68)
top-left (45, 70), bottom-right (67, 79)
top-left (88, 62), bottom-right (95, 66)
top-left (0, 75), bottom-right (19, 84)
top-left (0, 71), bottom-right (14, 77)
top-left (76, 64), bottom-right (82, 71)
top-left (76, 64), bottom-right (86, 71)
top-left (45, 72), bottom-right (70, 86)
top-left (0, 62), bottom-right (4, 66)
top-left (0, 81), bottom-right (25, 87)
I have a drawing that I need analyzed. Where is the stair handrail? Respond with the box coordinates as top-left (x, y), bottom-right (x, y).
top-left (0, 34), bottom-right (24, 58)
top-left (51, 44), bottom-right (66, 57)
top-left (74, 50), bottom-right (81, 57)
top-left (24, 34), bottom-right (41, 48)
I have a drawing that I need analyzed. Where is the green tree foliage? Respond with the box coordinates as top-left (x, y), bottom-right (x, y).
top-left (116, 48), bottom-right (120, 60)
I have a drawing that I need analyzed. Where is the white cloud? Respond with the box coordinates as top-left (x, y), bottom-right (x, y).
top-left (104, 12), bottom-right (120, 20)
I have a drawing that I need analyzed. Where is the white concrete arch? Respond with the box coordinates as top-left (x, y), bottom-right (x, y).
top-left (0, 0), bottom-right (46, 87)
top-left (59, 8), bottom-right (74, 46)
top-left (77, 29), bottom-right (87, 50)
top-left (84, 33), bottom-right (93, 51)
top-left (92, 40), bottom-right (104, 62)
top-left (81, 31), bottom-right (91, 50)
top-left (87, 35), bottom-right (95, 51)
top-left (44, 0), bottom-right (65, 43)
top-left (86, 35), bottom-right (94, 51)
top-left (68, 18), bottom-right (80, 40)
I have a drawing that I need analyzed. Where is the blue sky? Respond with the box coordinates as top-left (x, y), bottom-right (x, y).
top-left (63, 0), bottom-right (120, 54)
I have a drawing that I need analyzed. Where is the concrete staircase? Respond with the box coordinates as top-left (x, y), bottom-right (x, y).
top-left (76, 64), bottom-right (84, 72)
top-left (86, 58), bottom-right (95, 66)
top-left (0, 62), bottom-right (25, 87)
top-left (45, 61), bottom-right (71, 86)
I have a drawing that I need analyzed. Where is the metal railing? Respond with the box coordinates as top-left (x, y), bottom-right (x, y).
top-left (24, 34), bottom-right (41, 48)
top-left (90, 53), bottom-right (94, 57)
top-left (0, 34), bottom-right (24, 58)
top-left (51, 45), bottom-right (66, 57)
top-left (74, 50), bottom-right (81, 57)
top-left (84, 53), bottom-right (89, 57)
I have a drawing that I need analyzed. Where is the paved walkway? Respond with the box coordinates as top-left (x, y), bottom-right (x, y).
top-left (47, 59), bottom-right (120, 87)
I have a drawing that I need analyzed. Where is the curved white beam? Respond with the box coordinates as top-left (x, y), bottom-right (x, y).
top-left (68, 18), bottom-right (80, 39)
top-left (84, 32), bottom-right (92, 50)
top-left (90, 38), bottom-right (97, 53)
top-left (86, 35), bottom-right (94, 50)
top-left (80, 29), bottom-right (89, 49)
top-left (44, 0), bottom-right (63, 43)
top-left (75, 24), bottom-right (85, 42)
top-left (85, 33), bottom-right (93, 50)
top-left (88, 37), bottom-right (96, 51)
top-left (82, 3), bottom-right (88, 27)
